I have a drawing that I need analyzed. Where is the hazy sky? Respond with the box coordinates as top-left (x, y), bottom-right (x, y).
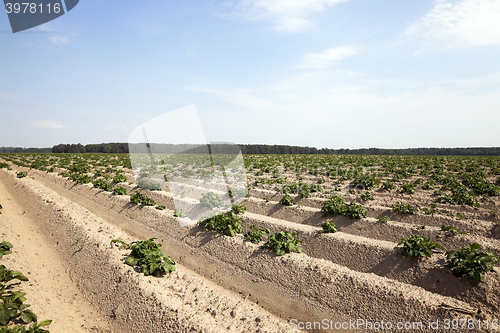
top-left (1, 0), bottom-right (500, 149)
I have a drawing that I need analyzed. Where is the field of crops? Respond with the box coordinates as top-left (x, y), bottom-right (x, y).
top-left (1, 152), bottom-right (500, 332)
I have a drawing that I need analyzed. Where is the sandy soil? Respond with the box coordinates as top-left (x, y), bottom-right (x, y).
top-left (0, 168), bottom-right (294, 333)
top-left (1, 154), bottom-right (500, 332)
top-left (0, 176), bottom-right (111, 332)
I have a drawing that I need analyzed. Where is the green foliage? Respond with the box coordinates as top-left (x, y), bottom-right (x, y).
top-left (398, 235), bottom-right (443, 258)
top-left (155, 205), bottom-right (166, 210)
top-left (435, 186), bottom-right (480, 207)
top-left (16, 172), bottom-right (27, 179)
top-left (93, 179), bottom-right (113, 192)
top-left (381, 181), bottom-right (395, 191)
top-left (0, 243), bottom-right (51, 332)
top-left (112, 174), bottom-right (127, 183)
top-left (0, 242), bottom-right (12, 260)
top-left (69, 173), bottom-right (91, 184)
top-left (343, 202), bottom-right (368, 219)
top-left (279, 194), bottom-right (294, 206)
top-left (391, 202), bottom-right (418, 214)
top-left (112, 186), bottom-right (127, 196)
top-left (455, 212), bottom-right (466, 220)
top-left (321, 196), bottom-right (366, 219)
top-left (137, 179), bottom-right (162, 191)
top-left (173, 208), bottom-right (187, 218)
top-left (199, 192), bottom-right (224, 209)
top-left (321, 196), bottom-right (346, 217)
top-left (350, 174), bottom-right (380, 190)
top-left (244, 224), bottom-right (270, 244)
top-left (377, 216), bottom-right (390, 223)
top-left (231, 204), bottom-right (246, 214)
top-left (68, 162), bottom-right (89, 174)
top-left (263, 231), bottom-right (302, 256)
top-left (446, 243), bottom-right (498, 284)
top-left (130, 192), bottom-right (156, 206)
top-left (441, 224), bottom-right (466, 235)
top-left (197, 211), bottom-right (244, 237)
top-left (348, 188), bottom-right (355, 194)
top-left (422, 181), bottom-right (435, 190)
top-left (111, 238), bottom-right (175, 276)
top-left (401, 183), bottom-right (416, 194)
top-left (423, 208), bottom-right (436, 215)
top-left (359, 192), bottom-right (374, 201)
top-left (58, 171), bottom-right (71, 178)
top-left (318, 221), bottom-right (337, 234)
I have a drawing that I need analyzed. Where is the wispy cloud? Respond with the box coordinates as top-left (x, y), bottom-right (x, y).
top-left (35, 121), bottom-right (66, 129)
top-left (50, 36), bottom-right (70, 46)
top-left (234, 0), bottom-right (350, 33)
top-left (296, 46), bottom-right (359, 69)
top-left (405, 0), bottom-right (500, 50)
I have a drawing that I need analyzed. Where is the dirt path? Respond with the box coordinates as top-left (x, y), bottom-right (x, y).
top-left (0, 176), bottom-right (111, 333)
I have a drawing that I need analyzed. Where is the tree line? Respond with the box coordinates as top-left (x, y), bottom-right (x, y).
top-left (3, 143), bottom-right (499, 156)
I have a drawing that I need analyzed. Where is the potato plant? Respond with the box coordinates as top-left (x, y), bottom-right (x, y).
top-left (16, 172), bottom-right (27, 179)
top-left (231, 204), bottom-right (246, 214)
top-left (318, 221), bottom-right (337, 234)
top-left (173, 208), bottom-right (187, 218)
top-left (446, 243), bottom-right (498, 284)
top-left (244, 224), bottom-right (270, 244)
top-left (279, 194), bottom-right (294, 206)
top-left (197, 211), bottom-right (244, 237)
top-left (130, 192), bottom-right (156, 206)
top-left (321, 196), bottom-right (367, 219)
top-left (441, 224), bottom-right (466, 235)
top-left (111, 238), bottom-right (175, 276)
top-left (112, 186), bottom-right (127, 196)
top-left (391, 202), bottom-right (418, 214)
top-left (0, 242), bottom-right (52, 332)
top-left (93, 179), bottom-right (113, 192)
top-left (359, 192), bottom-right (373, 201)
top-left (199, 192), bottom-right (224, 209)
top-left (398, 235), bottom-right (443, 258)
top-left (112, 174), bottom-right (127, 183)
top-left (263, 231), bottom-right (302, 256)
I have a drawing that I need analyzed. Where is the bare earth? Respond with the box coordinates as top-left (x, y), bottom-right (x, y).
top-left (1, 155), bottom-right (500, 332)
top-left (0, 176), bottom-right (111, 333)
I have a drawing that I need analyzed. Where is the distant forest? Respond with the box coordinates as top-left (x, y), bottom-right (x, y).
top-left (1, 143), bottom-right (500, 156)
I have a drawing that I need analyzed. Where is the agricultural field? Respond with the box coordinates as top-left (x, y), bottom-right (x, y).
top-left (1, 152), bottom-right (500, 332)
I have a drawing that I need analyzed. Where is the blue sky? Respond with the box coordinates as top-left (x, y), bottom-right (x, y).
top-left (1, 0), bottom-right (500, 149)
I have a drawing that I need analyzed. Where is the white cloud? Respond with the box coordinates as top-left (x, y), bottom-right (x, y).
top-left (274, 17), bottom-right (312, 33)
top-left (35, 121), bottom-right (66, 129)
top-left (191, 69), bottom-right (500, 148)
top-left (38, 24), bottom-right (55, 32)
top-left (234, 0), bottom-right (350, 33)
top-left (238, 0), bottom-right (349, 15)
top-left (405, 0), bottom-right (500, 49)
top-left (296, 46), bottom-right (359, 69)
top-left (50, 36), bottom-right (70, 46)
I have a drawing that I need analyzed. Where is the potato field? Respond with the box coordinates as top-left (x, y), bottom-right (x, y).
top-left (1, 152), bottom-right (500, 332)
